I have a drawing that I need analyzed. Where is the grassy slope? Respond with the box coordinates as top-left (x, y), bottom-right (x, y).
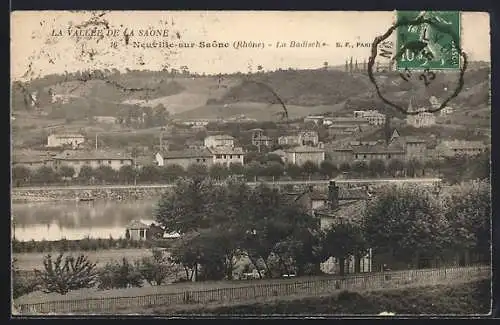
top-left (167, 279), bottom-right (491, 315)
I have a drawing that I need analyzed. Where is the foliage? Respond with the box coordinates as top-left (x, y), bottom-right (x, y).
top-left (34, 253), bottom-right (98, 295)
top-left (137, 248), bottom-right (180, 286)
top-left (319, 160), bottom-right (338, 178)
top-left (322, 220), bottom-right (369, 275)
top-left (97, 257), bottom-right (143, 290)
top-left (12, 258), bottom-right (40, 299)
top-left (363, 185), bottom-right (447, 266)
top-left (440, 180), bottom-right (491, 261)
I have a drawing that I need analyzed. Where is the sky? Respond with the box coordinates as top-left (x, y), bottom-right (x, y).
top-left (11, 11), bottom-right (491, 81)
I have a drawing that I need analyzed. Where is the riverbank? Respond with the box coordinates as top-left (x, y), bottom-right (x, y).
top-left (13, 248), bottom-right (152, 271)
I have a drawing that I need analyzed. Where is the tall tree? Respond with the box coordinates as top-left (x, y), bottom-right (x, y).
top-left (363, 185), bottom-right (448, 268)
top-left (368, 159), bottom-right (386, 177)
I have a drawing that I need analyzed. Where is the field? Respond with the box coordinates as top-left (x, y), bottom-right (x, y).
top-left (13, 248), bottom-right (151, 271)
top-left (150, 278), bottom-right (491, 315)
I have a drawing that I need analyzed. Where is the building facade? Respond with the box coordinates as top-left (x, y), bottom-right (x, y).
top-left (155, 148), bottom-right (213, 168)
top-left (204, 135), bottom-right (235, 148)
top-left (47, 133), bottom-right (86, 148)
top-left (284, 146), bottom-right (326, 166)
top-left (52, 151), bottom-right (134, 176)
top-left (436, 140), bottom-right (487, 158)
top-left (278, 131), bottom-right (319, 146)
top-left (208, 147), bottom-right (245, 167)
top-left (353, 110), bottom-right (386, 126)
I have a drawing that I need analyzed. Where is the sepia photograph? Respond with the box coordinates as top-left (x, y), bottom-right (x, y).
top-left (10, 11), bottom-right (492, 316)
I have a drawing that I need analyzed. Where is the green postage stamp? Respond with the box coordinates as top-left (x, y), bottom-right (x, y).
top-left (396, 11), bottom-right (461, 70)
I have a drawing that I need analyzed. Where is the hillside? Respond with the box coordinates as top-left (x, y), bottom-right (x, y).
top-left (11, 64), bottom-right (490, 127)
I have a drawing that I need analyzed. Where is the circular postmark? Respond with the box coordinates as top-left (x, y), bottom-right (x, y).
top-left (367, 12), bottom-right (467, 116)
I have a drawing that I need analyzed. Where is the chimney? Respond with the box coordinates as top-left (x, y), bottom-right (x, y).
top-left (328, 181), bottom-right (339, 209)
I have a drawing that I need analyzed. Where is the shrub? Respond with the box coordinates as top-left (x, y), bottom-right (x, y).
top-left (137, 248), bottom-right (180, 286)
top-left (97, 258), bottom-right (143, 290)
top-left (34, 253), bottom-right (98, 295)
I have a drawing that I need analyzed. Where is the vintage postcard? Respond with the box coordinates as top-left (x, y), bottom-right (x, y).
top-left (10, 11), bottom-right (492, 316)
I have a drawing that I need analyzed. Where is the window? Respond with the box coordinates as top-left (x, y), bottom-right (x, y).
top-left (229, 155), bottom-right (233, 159)
top-left (86, 161), bottom-right (90, 165)
top-left (120, 160), bottom-right (124, 164)
top-left (202, 159), bottom-right (206, 162)
top-left (139, 229), bottom-right (145, 239)
top-left (237, 155), bottom-right (241, 159)
top-left (108, 160), bottom-right (112, 164)
top-left (196, 159), bottom-right (200, 163)
top-left (223, 155), bottom-right (227, 159)
top-left (216, 154), bottom-right (222, 159)
top-left (355, 154), bottom-right (358, 159)
top-left (388, 154), bottom-right (391, 159)
top-left (363, 155), bottom-right (367, 159)
top-left (98, 160), bottom-right (103, 164)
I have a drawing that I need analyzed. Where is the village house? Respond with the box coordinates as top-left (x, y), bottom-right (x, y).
top-left (208, 146), bottom-right (245, 167)
top-left (436, 140), bottom-right (488, 158)
top-left (303, 115), bottom-right (325, 125)
top-left (283, 145), bottom-right (326, 166)
top-left (155, 148), bottom-right (213, 168)
top-left (278, 131), bottom-right (319, 146)
top-left (52, 150), bottom-right (134, 177)
top-left (327, 124), bottom-right (362, 137)
top-left (353, 110), bottom-right (386, 126)
top-left (405, 99), bottom-right (437, 128)
top-left (12, 152), bottom-right (54, 170)
top-left (352, 143), bottom-right (406, 163)
top-left (47, 133), bottom-right (86, 149)
top-left (295, 181), bottom-right (373, 275)
top-left (251, 129), bottom-right (274, 147)
top-left (204, 134), bottom-right (235, 148)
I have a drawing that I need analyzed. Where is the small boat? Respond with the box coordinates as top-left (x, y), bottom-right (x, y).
top-left (77, 197), bottom-right (95, 202)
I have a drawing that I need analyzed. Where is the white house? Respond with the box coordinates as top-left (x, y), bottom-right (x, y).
top-left (204, 135), bottom-right (235, 148)
top-left (47, 133), bottom-right (86, 148)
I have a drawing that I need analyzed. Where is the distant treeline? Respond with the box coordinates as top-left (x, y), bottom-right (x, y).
top-left (12, 150), bottom-right (489, 187)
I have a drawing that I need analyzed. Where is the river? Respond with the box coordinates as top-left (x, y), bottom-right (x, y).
top-left (11, 198), bottom-right (161, 241)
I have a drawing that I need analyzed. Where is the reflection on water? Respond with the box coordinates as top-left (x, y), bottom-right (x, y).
top-left (12, 199), bottom-right (160, 241)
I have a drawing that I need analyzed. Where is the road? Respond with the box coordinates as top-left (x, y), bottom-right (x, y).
top-left (12, 178), bottom-right (442, 191)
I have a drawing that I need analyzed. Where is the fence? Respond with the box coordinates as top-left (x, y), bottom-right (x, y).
top-left (16, 264), bottom-right (490, 314)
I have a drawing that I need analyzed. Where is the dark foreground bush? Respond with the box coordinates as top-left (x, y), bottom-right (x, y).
top-left (168, 279), bottom-right (491, 315)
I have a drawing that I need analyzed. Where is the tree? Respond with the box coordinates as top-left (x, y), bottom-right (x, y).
top-left (139, 165), bottom-right (161, 183)
top-left (228, 162), bottom-right (244, 175)
top-left (319, 160), bottom-right (338, 179)
top-left (406, 159), bottom-right (422, 177)
top-left (209, 163), bottom-right (229, 181)
top-left (34, 253), bottom-right (98, 295)
top-left (351, 161), bottom-right (368, 177)
top-left (285, 163), bottom-right (303, 179)
top-left (368, 159), bottom-right (386, 177)
top-left (363, 185), bottom-right (447, 268)
top-left (154, 177), bottom-right (221, 233)
top-left (302, 161), bottom-right (319, 180)
top-left (262, 161), bottom-right (284, 179)
top-left (137, 248), bottom-right (181, 286)
top-left (244, 161), bottom-right (262, 181)
top-left (186, 163), bottom-right (209, 178)
top-left (387, 159), bottom-right (405, 177)
top-left (97, 258), bottom-right (143, 289)
top-left (322, 220), bottom-right (368, 275)
top-left (160, 164), bottom-right (185, 183)
top-left (339, 162), bottom-right (351, 173)
top-left (12, 258), bottom-right (39, 299)
top-left (12, 166), bottom-right (31, 186)
top-left (441, 180), bottom-right (491, 263)
top-left (93, 165), bottom-right (117, 184)
top-left (78, 165), bottom-right (94, 184)
top-left (32, 166), bottom-right (57, 185)
top-left (58, 165), bottom-right (76, 180)
top-left (118, 165), bottom-right (136, 184)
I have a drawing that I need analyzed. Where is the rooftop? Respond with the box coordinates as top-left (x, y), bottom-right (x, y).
top-left (285, 145), bottom-right (325, 153)
top-left (314, 199), bottom-right (367, 221)
top-left (49, 133), bottom-right (85, 138)
top-left (53, 150), bottom-right (134, 161)
top-left (440, 140), bottom-right (487, 149)
top-left (208, 147), bottom-right (245, 155)
top-left (160, 148), bottom-right (213, 159)
top-left (205, 135), bottom-right (235, 141)
top-left (352, 144), bottom-right (405, 154)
